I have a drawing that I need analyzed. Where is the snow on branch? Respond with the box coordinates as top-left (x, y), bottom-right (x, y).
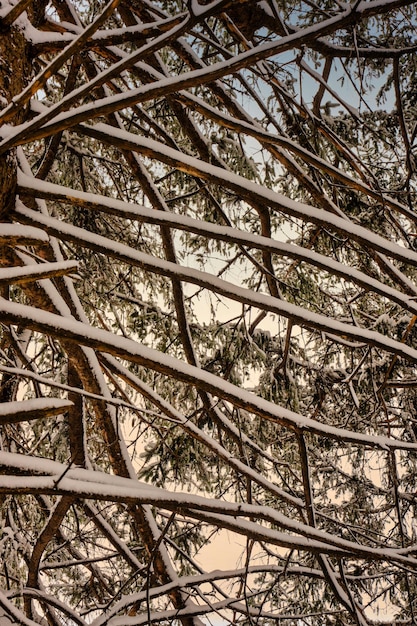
top-left (1, 296), bottom-right (416, 451)
top-left (0, 398), bottom-right (73, 425)
top-left (2, 0), bottom-right (417, 623)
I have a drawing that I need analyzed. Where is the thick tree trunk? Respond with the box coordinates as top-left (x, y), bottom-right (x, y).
top-left (0, 32), bottom-right (25, 217)
top-left (0, 1), bottom-right (48, 384)
top-left (0, 3), bottom-right (46, 217)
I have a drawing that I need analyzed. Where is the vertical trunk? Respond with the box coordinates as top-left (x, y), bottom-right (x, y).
top-left (0, 2), bottom-right (46, 217)
top-left (0, 31), bottom-right (26, 217)
top-left (0, 2), bottom-right (47, 388)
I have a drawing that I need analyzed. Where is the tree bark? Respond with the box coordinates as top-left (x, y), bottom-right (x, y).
top-left (0, 2), bottom-right (47, 217)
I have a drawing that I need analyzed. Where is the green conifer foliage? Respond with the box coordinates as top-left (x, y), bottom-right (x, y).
top-left (1, 1), bottom-right (417, 624)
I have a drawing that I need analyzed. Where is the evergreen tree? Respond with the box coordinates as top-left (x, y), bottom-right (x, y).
top-left (1, 1), bottom-right (417, 624)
